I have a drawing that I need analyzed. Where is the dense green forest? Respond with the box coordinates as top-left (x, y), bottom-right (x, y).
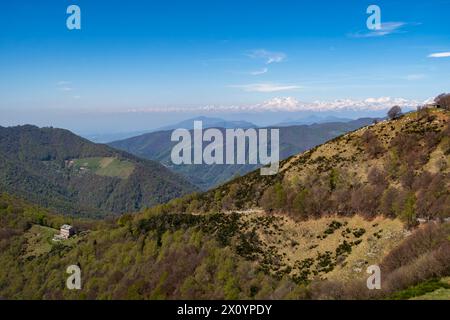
top-left (0, 125), bottom-right (197, 217)
top-left (0, 193), bottom-right (293, 299)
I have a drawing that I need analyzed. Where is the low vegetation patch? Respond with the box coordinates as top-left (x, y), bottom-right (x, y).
top-left (389, 278), bottom-right (450, 300)
top-left (71, 157), bottom-right (135, 179)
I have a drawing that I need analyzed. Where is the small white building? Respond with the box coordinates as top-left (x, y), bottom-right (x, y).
top-left (60, 224), bottom-right (75, 239)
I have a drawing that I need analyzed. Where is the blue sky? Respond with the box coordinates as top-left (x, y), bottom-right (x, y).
top-left (1, 0), bottom-right (450, 133)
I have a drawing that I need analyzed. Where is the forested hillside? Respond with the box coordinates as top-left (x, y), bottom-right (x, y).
top-left (0, 191), bottom-right (448, 299)
top-left (0, 125), bottom-right (197, 217)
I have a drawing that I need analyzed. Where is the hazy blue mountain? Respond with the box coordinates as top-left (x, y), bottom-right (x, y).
top-left (82, 116), bottom-right (257, 143)
top-left (82, 130), bottom-right (153, 143)
top-left (155, 116), bottom-right (257, 131)
top-left (275, 115), bottom-right (353, 127)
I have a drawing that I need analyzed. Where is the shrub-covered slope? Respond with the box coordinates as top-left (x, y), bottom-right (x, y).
top-left (183, 109), bottom-right (450, 223)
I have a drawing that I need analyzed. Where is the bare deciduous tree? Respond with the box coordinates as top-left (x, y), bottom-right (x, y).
top-left (435, 93), bottom-right (450, 110)
top-left (387, 105), bottom-right (402, 119)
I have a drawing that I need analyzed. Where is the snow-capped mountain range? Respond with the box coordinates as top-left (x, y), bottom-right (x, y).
top-left (255, 96), bottom-right (431, 112)
top-left (127, 96), bottom-right (433, 114)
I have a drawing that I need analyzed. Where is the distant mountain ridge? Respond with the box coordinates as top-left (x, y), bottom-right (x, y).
top-left (0, 125), bottom-right (197, 217)
top-left (154, 116), bottom-right (257, 131)
top-left (275, 115), bottom-right (354, 127)
top-left (83, 130), bottom-right (152, 144)
top-left (82, 116), bottom-right (257, 143)
top-left (109, 117), bottom-right (376, 190)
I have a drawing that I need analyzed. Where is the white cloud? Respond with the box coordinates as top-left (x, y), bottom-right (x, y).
top-left (349, 22), bottom-right (407, 38)
top-left (250, 68), bottom-right (268, 75)
top-left (257, 97), bottom-right (301, 111)
top-left (229, 83), bottom-right (301, 93)
top-left (247, 49), bottom-right (286, 64)
top-left (428, 52), bottom-right (450, 58)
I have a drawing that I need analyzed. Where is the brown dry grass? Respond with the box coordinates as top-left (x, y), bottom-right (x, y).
top-left (236, 210), bottom-right (406, 281)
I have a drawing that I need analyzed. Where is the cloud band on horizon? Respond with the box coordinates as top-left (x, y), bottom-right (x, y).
top-left (123, 96), bottom-right (426, 114)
